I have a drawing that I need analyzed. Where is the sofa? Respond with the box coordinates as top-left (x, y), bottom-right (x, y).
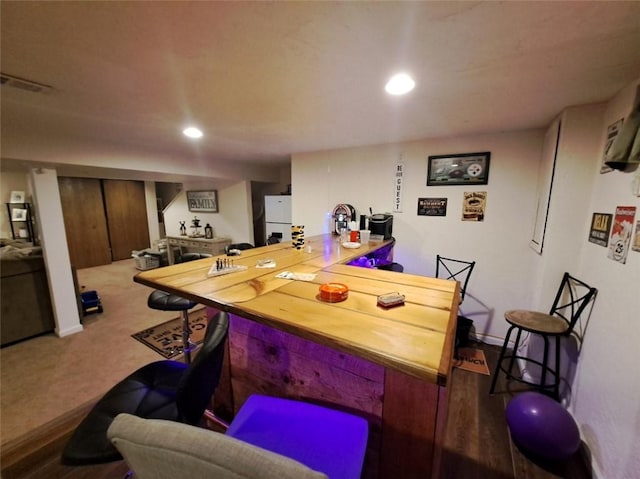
top-left (1, 240), bottom-right (55, 346)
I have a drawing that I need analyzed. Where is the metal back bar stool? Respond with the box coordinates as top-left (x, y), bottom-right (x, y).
top-left (489, 272), bottom-right (597, 399)
top-left (435, 255), bottom-right (476, 304)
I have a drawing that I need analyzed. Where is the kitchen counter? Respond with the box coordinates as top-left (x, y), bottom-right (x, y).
top-left (134, 234), bottom-right (459, 478)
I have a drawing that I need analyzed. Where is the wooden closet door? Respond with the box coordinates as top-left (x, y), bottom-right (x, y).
top-left (58, 177), bottom-right (112, 268)
top-left (103, 179), bottom-right (150, 260)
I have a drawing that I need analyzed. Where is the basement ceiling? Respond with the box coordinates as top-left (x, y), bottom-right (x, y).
top-left (1, 1), bottom-right (640, 181)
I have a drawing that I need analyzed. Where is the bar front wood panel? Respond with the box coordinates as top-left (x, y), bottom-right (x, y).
top-left (228, 314), bottom-right (384, 419)
top-left (228, 314), bottom-right (384, 478)
top-left (381, 369), bottom-right (441, 479)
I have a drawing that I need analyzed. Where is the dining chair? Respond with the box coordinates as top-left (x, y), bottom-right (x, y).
top-left (175, 252), bottom-right (212, 263)
top-left (108, 393), bottom-right (369, 479)
top-left (435, 255), bottom-right (476, 304)
top-left (107, 413), bottom-right (328, 479)
top-left (225, 243), bottom-right (255, 253)
top-left (489, 272), bottom-right (597, 400)
top-left (61, 311), bottom-right (229, 466)
top-left (266, 235), bottom-right (281, 244)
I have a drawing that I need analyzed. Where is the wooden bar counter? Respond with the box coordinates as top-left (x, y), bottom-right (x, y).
top-left (134, 234), bottom-right (459, 478)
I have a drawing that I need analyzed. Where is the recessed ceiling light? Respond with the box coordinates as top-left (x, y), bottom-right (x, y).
top-left (182, 126), bottom-right (203, 139)
top-left (385, 73), bottom-right (415, 95)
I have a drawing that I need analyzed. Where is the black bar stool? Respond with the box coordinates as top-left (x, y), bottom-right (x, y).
top-left (146, 252), bottom-right (212, 363)
top-left (147, 291), bottom-right (197, 363)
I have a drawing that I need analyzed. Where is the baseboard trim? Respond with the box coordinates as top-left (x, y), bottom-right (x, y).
top-left (0, 396), bottom-right (97, 475)
top-left (470, 332), bottom-right (510, 348)
top-left (56, 324), bottom-right (84, 337)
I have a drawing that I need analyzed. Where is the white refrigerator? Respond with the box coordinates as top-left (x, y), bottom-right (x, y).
top-left (265, 195), bottom-right (292, 243)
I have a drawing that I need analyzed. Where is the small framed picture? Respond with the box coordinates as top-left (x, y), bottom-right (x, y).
top-left (462, 191), bottom-right (487, 221)
top-left (427, 152), bottom-right (491, 186)
top-left (186, 190), bottom-right (218, 213)
top-left (9, 191), bottom-right (25, 203)
top-left (11, 208), bottom-right (28, 221)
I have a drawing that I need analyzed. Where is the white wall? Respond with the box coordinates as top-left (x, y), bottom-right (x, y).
top-left (292, 129), bottom-right (545, 343)
top-left (531, 104), bottom-right (607, 308)
top-left (571, 80), bottom-right (640, 479)
top-left (520, 104), bottom-right (607, 395)
top-left (163, 180), bottom-right (254, 244)
top-left (30, 168), bottom-right (83, 337)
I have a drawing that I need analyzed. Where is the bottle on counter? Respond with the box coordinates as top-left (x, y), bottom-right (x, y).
top-left (204, 223), bottom-right (213, 239)
top-left (359, 214), bottom-right (367, 230)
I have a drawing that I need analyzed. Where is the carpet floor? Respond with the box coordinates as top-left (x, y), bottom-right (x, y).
top-left (0, 259), bottom-right (193, 447)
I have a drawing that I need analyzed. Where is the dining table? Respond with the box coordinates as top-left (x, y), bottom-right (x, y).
top-left (134, 234), bottom-right (459, 479)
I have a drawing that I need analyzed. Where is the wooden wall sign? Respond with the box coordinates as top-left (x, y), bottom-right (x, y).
top-left (187, 190), bottom-right (218, 213)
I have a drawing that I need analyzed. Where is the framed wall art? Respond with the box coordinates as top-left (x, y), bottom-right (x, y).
top-left (186, 190), bottom-right (218, 213)
top-left (427, 151), bottom-right (491, 186)
top-left (11, 207), bottom-right (28, 221)
top-left (9, 190), bottom-right (25, 203)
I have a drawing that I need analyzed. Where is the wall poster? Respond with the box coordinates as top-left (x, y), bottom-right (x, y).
top-left (417, 197), bottom-right (447, 216)
top-left (608, 206), bottom-right (636, 264)
top-left (588, 213), bottom-right (613, 247)
top-left (462, 191), bottom-right (487, 221)
top-left (427, 152), bottom-right (490, 186)
top-left (632, 220), bottom-right (640, 253)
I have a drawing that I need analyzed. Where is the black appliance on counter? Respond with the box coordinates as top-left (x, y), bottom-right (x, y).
top-left (369, 214), bottom-right (393, 240)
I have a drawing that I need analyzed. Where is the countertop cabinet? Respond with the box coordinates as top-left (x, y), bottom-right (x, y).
top-left (165, 235), bottom-right (232, 264)
top-left (1, 253), bottom-right (55, 346)
top-left (6, 203), bottom-right (36, 244)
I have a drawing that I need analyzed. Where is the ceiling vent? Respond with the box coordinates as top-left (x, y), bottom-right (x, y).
top-left (0, 72), bottom-right (52, 93)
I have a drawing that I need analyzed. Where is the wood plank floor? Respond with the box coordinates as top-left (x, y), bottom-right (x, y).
top-left (1, 342), bottom-right (592, 479)
top-left (440, 343), bottom-right (591, 479)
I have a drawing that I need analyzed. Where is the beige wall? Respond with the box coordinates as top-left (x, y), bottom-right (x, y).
top-left (573, 80), bottom-right (640, 479)
top-left (163, 180), bottom-right (254, 244)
